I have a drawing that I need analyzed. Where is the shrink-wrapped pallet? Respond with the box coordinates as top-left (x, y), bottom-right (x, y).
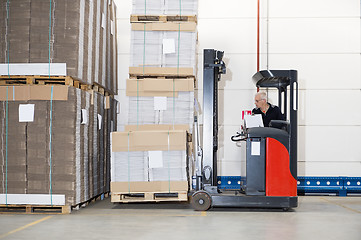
top-left (0, 0), bottom-right (118, 94)
top-left (0, 85), bottom-right (117, 206)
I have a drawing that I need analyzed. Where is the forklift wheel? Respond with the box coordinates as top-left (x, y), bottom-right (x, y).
top-left (191, 191), bottom-right (212, 211)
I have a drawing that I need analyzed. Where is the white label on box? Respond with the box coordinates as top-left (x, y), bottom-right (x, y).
top-left (98, 114), bottom-right (102, 130)
top-left (104, 97), bottom-right (107, 108)
top-left (163, 38), bottom-right (176, 54)
top-left (154, 97), bottom-right (167, 110)
top-left (117, 102), bottom-right (121, 114)
top-left (101, 13), bottom-right (106, 29)
top-left (111, 20), bottom-right (114, 35)
top-left (81, 109), bottom-right (88, 125)
top-left (251, 141), bottom-right (261, 156)
top-left (19, 104), bottom-right (35, 122)
top-left (149, 151), bottom-right (163, 168)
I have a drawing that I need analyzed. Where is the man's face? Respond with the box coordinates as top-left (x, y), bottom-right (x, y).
top-left (254, 95), bottom-right (265, 109)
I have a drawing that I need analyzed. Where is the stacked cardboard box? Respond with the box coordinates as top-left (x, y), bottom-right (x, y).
top-left (126, 1), bottom-right (198, 131)
top-left (0, 0), bottom-right (118, 95)
top-left (130, 30), bottom-right (197, 70)
top-left (132, 0), bottom-right (198, 15)
top-left (0, 101), bottom-right (27, 194)
top-left (0, 85), bottom-right (118, 206)
top-left (125, 78), bottom-right (195, 131)
top-left (110, 1), bottom-right (198, 201)
top-left (129, 22), bottom-right (197, 76)
top-left (111, 130), bottom-right (189, 194)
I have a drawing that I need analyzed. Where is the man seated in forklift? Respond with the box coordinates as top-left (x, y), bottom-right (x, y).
top-left (252, 92), bottom-right (284, 127)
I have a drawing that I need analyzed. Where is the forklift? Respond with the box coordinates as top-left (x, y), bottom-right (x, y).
top-left (190, 49), bottom-right (298, 211)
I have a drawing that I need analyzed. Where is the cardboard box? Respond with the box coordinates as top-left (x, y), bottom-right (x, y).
top-left (111, 181), bottom-right (188, 193)
top-left (126, 91), bottom-right (194, 133)
top-left (111, 130), bottom-right (187, 152)
top-left (0, 85), bottom-right (69, 101)
top-left (132, 22), bottom-right (197, 32)
top-left (124, 124), bottom-right (189, 132)
top-left (0, 86), bottom-right (117, 205)
top-left (126, 78), bottom-right (194, 97)
top-left (129, 67), bottom-right (194, 76)
top-left (0, 0), bottom-right (118, 95)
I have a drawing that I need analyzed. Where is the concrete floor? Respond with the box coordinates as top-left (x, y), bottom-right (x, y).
top-left (0, 196), bottom-right (360, 240)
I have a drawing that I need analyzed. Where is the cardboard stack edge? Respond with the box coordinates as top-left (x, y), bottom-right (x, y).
top-left (0, 84), bottom-right (118, 212)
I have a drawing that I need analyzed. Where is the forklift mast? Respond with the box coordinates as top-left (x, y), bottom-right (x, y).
top-left (202, 49), bottom-right (226, 186)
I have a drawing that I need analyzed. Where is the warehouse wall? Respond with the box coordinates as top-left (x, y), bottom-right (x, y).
top-left (115, 0), bottom-right (361, 177)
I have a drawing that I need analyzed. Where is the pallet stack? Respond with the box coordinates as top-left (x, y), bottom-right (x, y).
top-left (0, 0), bottom-right (118, 95)
top-left (111, 0), bottom-right (198, 203)
top-left (0, 0), bottom-right (118, 212)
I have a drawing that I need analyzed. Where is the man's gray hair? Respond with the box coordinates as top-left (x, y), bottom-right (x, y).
top-left (255, 92), bottom-right (267, 101)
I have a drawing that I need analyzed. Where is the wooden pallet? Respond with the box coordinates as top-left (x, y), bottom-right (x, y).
top-left (129, 67), bottom-right (195, 78)
top-left (112, 191), bottom-right (188, 203)
top-left (0, 75), bottom-right (114, 97)
top-left (130, 15), bottom-right (197, 23)
top-left (0, 204), bottom-right (71, 214)
top-left (128, 76), bottom-right (197, 89)
top-left (129, 75), bottom-right (195, 80)
top-left (0, 75), bottom-right (78, 86)
top-left (0, 192), bottom-right (110, 214)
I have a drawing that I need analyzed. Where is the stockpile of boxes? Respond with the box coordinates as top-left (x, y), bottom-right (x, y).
top-left (0, 0), bottom-right (118, 94)
top-left (0, 0), bottom-right (118, 207)
top-left (111, 0), bottom-right (198, 202)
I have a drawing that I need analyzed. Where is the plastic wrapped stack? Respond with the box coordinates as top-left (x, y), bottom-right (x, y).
top-left (0, 86), bottom-right (118, 206)
top-left (130, 29), bottom-right (197, 70)
top-left (0, 0), bottom-right (118, 210)
top-left (110, 0), bottom-right (198, 203)
top-left (132, 0), bottom-right (198, 15)
top-left (0, 0), bottom-right (118, 95)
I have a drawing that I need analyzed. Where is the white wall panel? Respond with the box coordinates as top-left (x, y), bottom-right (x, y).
top-left (218, 89), bottom-right (256, 125)
top-left (298, 162), bottom-right (361, 177)
top-left (217, 160), bottom-right (245, 176)
top-left (115, 89), bottom-right (128, 131)
top-left (269, 18), bottom-right (360, 54)
top-left (299, 90), bottom-right (361, 126)
top-left (117, 54), bottom-right (130, 90)
top-left (269, 0), bottom-right (360, 18)
top-left (198, 19), bottom-right (256, 54)
top-left (114, 0), bottom-right (132, 18)
top-left (197, 54), bottom-right (258, 90)
top-left (267, 54), bottom-right (361, 90)
top-left (298, 126), bottom-right (361, 162)
top-left (217, 125), bottom-right (246, 162)
top-left (117, 20), bottom-right (131, 54)
top-left (199, 0), bottom-right (256, 18)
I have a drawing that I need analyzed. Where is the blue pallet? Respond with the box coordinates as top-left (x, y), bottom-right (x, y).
top-left (216, 176), bottom-right (361, 196)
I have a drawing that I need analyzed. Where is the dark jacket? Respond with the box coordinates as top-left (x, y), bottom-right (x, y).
top-left (252, 103), bottom-right (284, 127)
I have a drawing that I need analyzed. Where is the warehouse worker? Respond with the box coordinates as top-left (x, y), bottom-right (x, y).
top-left (252, 91), bottom-right (284, 127)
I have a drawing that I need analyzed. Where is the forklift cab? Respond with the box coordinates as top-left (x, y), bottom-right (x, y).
top-left (191, 49), bottom-right (298, 211)
top-left (243, 70), bottom-right (298, 197)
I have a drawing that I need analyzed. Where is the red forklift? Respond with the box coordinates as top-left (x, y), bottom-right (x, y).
top-left (191, 49), bottom-right (298, 211)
